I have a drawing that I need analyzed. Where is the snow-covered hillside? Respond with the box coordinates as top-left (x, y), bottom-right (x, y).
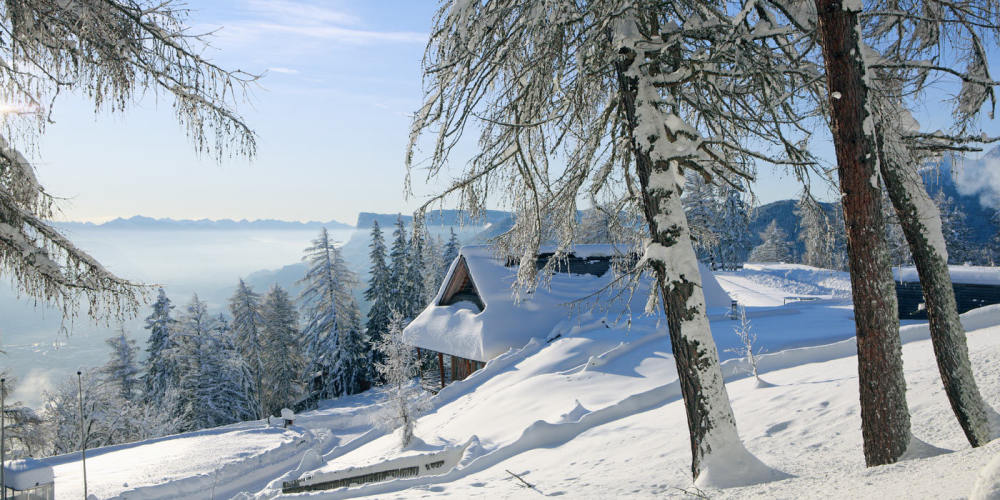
top-left (31, 264), bottom-right (1000, 499)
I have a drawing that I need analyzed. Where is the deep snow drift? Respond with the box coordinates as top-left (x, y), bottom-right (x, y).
top-left (30, 264), bottom-right (1000, 499)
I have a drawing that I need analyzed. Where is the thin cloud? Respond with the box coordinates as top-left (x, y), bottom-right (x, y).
top-left (267, 66), bottom-right (300, 74)
top-left (211, 0), bottom-right (427, 47)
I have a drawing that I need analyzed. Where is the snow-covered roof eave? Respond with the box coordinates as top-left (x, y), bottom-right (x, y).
top-left (402, 244), bottom-right (733, 362)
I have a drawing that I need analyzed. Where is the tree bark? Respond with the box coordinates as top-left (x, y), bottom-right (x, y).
top-left (614, 32), bottom-right (741, 481)
top-left (814, 0), bottom-right (911, 466)
top-left (876, 138), bottom-right (991, 446)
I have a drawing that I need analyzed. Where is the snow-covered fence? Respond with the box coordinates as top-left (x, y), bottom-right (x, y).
top-left (282, 443), bottom-right (469, 494)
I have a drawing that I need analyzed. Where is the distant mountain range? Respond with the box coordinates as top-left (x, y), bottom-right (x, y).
top-left (355, 210), bottom-right (511, 229)
top-left (56, 215), bottom-right (354, 231)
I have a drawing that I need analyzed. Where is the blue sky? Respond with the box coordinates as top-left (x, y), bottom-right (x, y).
top-left (29, 0), bottom-right (999, 224)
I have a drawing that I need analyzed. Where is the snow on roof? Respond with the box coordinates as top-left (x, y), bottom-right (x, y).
top-left (3, 458), bottom-right (54, 490)
top-left (402, 244), bottom-right (732, 361)
top-left (893, 265), bottom-right (1000, 286)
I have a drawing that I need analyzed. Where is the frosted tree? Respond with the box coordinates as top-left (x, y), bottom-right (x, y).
top-left (796, 192), bottom-right (834, 269)
top-left (142, 288), bottom-right (178, 404)
top-left (102, 329), bottom-right (140, 401)
top-left (388, 217), bottom-right (411, 316)
top-left (934, 191), bottom-right (975, 265)
top-left (406, 218), bottom-right (429, 316)
top-left (408, 0), bottom-right (818, 484)
top-left (443, 228), bottom-right (461, 268)
top-left (195, 314), bottom-right (257, 427)
top-left (0, 373), bottom-right (46, 458)
top-left (749, 220), bottom-right (792, 263)
top-left (365, 220), bottom-right (393, 383)
top-left (375, 311), bottom-right (423, 448)
top-left (683, 173), bottom-right (721, 264)
top-left (716, 188), bottom-right (753, 270)
top-left (789, 0), bottom-right (1000, 452)
top-left (170, 295), bottom-right (216, 431)
top-left (298, 228), bottom-right (367, 400)
top-left (229, 279), bottom-right (266, 419)
top-left (0, 0), bottom-right (256, 324)
top-left (260, 285), bottom-right (305, 416)
top-left (724, 306), bottom-right (766, 386)
top-left (422, 234), bottom-right (446, 305)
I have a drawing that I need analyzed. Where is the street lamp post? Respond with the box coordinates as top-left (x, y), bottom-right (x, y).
top-left (77, 371), bottom-right (87, 500)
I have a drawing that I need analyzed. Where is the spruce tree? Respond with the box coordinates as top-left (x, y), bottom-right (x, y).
top-left (229, 279), bottom-right (266, 419)
top-left (365, 221), bottom-right (393, 381)
top-left (103, 329), bottom-right (140, 401)
top-left (748, 220), bottom-right (792, 263)
top-left (389, 216), bottom-right (411, 316)
top-left (443, 228), bottom-right (460, 268)
top-left (171, 294), bottom-right (216, 431)
top-left (299, 228), bottom-right (366, 400)
top-left (717, 188), bottom-right (752, 269)
top-left (934, 191), bottom-right (975, 265)
top-left (683, 174), bottom-right (720, 263)
top-left (261, 285), bottom-right (306, 415)
top-left (406, 218), bottom-right (428, 317)
top-left (142, 288), bottom-right (178, 404)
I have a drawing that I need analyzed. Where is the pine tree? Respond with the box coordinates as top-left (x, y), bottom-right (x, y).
top-left (102, 329), bottom-right (140, 401)
top-left (299, 228), bottom-right (367, 400)
top-left (261, 285), bottom-right (306, 416)
top-left (142, 288), bottom-right (178, 404)
top-left (193, 314), bottom-right (257, 427)
top-left (748, 220), bottom-right (792, 263)
top-left (229, 279), bottom-right (266, 419)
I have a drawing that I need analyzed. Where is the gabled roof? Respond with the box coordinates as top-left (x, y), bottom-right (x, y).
top-left (402, 244), bottom-right (733, 362)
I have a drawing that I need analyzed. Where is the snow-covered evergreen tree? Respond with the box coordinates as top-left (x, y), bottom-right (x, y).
top-left (375, 311), bottom-right (424, 448)
top-left (683, 174), bottom-right (720, 263)
top-left (299, 228), bottom-right (367, 400)
top-left (443, 228), bottom-right (460, 268)
top-left (406, 218), bottom-right (429, 317)
top-left (102, 329), bottom-right (140, 401)
top-left (229, 279), bottom-right (266, 419)
top-left (365, 220), bottom-right (393, 383)
top-left (795, 192), bottom-right (835, 269)
top-left (261, 285), bottom-right (306, 416)
top-left (749, 220), bottom-right (792, 263)
top-left (421, 234), bottom-right (445, 305)
top-left (934, 191), bottom-right (975, 265)
top-left (142, 288), bottom-right (178, 405)
top-left (388, 217), bottom-right (412, 316)
top-left (716, 188), bottom-right (753, 270)
top-left (170, 295), bottom-right (216, 431)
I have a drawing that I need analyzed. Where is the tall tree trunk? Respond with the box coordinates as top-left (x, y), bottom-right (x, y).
top-left (612, 19), bottom-right (781, 485)
top-left (875, 118), bottom-right (991, 446)
top-left (814, 0), bottom-right (911, 466)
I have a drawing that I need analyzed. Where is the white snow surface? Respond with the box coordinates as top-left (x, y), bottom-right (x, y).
top-left (3, 457), bottom-right (54, 490)
top-left (31, 264), bottom-right (1000, 499)
top-left (402, 244), bottom-right (732, 361)
top-left (894, 265), bottom-right (1000, 286)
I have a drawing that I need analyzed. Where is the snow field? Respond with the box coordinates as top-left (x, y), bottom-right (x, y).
top-left (323, 313), bottom-right (1000, 499)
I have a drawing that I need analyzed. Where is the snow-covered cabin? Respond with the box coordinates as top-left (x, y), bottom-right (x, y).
top-left (403, 245), bottom-right (733, 389)
top-left (3, 458), bottom-right (54, 500)
top-left (895, 266), bottom-right (1000, 319)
